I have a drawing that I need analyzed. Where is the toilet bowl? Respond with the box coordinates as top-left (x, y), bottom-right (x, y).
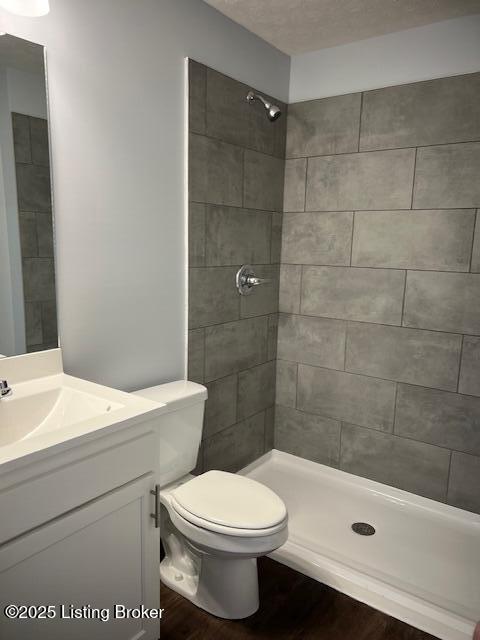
top-left (160, 470), bottom-right (287, 618)
top-left (134, 381), bottom-right (288, 619)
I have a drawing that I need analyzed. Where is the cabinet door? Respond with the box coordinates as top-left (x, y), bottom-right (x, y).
top-left (0, 475), bottom-right (160, 640)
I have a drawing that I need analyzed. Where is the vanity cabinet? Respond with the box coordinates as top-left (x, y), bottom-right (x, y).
top-left (0, 425), bottom-right (161, 640)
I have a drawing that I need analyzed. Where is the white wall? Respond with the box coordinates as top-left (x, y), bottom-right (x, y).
top-left (0, 0), bottom-right (290, 390)
top-left (289, 15), bottom-right (480, 102)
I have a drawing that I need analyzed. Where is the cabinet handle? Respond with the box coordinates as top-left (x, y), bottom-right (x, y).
top-left (150, 484), bottom-right (160, 528)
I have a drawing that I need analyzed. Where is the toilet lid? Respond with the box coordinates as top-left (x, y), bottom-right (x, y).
top-left (170, 470), bottom-right (287, 531)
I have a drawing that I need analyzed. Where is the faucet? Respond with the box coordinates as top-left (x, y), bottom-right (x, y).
top-left (0, 380), bottom-right (12, 398)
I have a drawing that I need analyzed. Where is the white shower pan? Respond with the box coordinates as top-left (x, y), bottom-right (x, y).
top-left (241, 450), bottom-right (479, 640)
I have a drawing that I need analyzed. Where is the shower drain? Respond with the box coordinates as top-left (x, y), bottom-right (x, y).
top-left (351, 522), bottom-right (376, 536)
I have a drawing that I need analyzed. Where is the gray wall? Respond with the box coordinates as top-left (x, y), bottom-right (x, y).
top-left (12, 113), bottom-right (57, 353)
top-left (1, 0), bottom-right (289, 390)
top-left (188, 60), bottom-right (286, 473)
top-left (277, 71), bottom-right (480, 514)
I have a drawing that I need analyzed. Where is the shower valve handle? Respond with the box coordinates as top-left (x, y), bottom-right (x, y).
top-left (246, 275), bottom-right (270, 287)
top-left (236, 265), bottom-right (271, 296)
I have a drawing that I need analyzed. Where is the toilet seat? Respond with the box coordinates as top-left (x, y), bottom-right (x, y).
top-left (170, 498), bottom-right (287, 537)
top-left (169, 470), bottom-right (287, 537)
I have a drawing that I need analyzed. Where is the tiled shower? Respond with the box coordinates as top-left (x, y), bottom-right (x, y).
top-left (12, 113), bottom-right (57, 353)
top-left (187, 60), bottom-right (286, 473)
top-left (188, 62), bottom-right (480, 514)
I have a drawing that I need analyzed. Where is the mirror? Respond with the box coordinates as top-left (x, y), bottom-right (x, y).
top-left (0, 34), bottom-right (57, 358)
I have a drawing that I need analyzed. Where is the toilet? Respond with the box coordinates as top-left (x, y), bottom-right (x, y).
top-left (134, 380), bottom-right (288, 619)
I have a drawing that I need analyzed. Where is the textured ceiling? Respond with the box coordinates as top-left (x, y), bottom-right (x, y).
top-left (203, 0), bottom-right (480, 54)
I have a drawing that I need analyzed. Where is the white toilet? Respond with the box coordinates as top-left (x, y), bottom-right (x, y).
top-left (134, 380), bottom-right (288, 619)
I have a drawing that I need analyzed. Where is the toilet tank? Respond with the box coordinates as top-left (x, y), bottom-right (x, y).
top-left (133, 381), bottom-right (207, 486)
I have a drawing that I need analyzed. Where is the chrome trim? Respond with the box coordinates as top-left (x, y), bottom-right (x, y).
top-left (150, 484), bottom-right (160, 528)
top-left (236, 265), bottom-right (272, 296)
top-left (0, 380), bottom-right (12, 398)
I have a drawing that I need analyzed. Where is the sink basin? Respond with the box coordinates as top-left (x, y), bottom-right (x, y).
top-left (0, 349), bottom-right (166, 469)
top-left (0, 383), bottom-right (123, 447)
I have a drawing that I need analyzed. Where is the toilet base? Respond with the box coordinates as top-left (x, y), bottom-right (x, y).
top-left (161, 549), bottom-right (259, 619)
top-left (158, 475), bottom-right (288, 620)
top-left (160, 502), bottom-right (260, 619)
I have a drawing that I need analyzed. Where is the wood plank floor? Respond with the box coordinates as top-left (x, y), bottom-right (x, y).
top-left (160, 557), bottom-right (438, 640)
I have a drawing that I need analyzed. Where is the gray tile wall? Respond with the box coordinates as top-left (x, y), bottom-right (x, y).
top-left (188, 60), bottom-right (286, 473)
top-left (276, 72), bottom-right (480, 513)
top-left (12, 113), bottom-right (57, 353)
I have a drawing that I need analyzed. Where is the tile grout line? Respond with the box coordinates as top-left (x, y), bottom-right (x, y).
top-left (468, 209), bottom-right (478, 272)
top-left (392, 382), bottom-right (399, 435)
top-left (400, 270), bottom-right (408, 327)
top-left (202, 327), bottom-right (206, 385)
top-left (270, 214), bottom-right (275, 264)
top-left (338, 422), bottom-right (345, 469)
top-left (202, 408), bottom-right (271, 445)
top-left (235, 370), bottom-right (240, 425)
top-left (275, 400), bottom-right (474, 460)
top-left (203, 63), bottom-right (208, 135)
top-left (241, 147), bottom-right (246, 208)
top-left (357, 92), bottom-right (364, 152)
top-left (189, 263), bottom-right (280, 272)
top-left (190, 130), bottom-right (287, 161)
top-left (298, 264), bottom-right (304, 314)
top-left (294, 362), bottom-right (299, 409)
top-left (202, 202), bottom-right (207, 268)
top-left (343, 322), bottom-right (349, 371)
top-left (274, 303), bottom-right (476, 339)
top-left (202, 319), bottom-right (271, 379)
top-left (284, 137), bottom-right (480, 162)
top-left (268, 213), bottom-right (274, 265)
top-left (456, 335), bottom-right (464, 393)
top-left (445, 449), bottom-right (453, 503)
top-left (410, 147), bottom-right (418, 209)
top-left (263, 408), bottom-right (267, 452)
top-left (190, 198), bottom-right (477, 215)
top-left (302, 157), bottom-right (309, 212)
top-left (277, 261), bottom-right (476, 275)
top-left (273, 357), bottom-right (479, 399)
top-left (349, 212), bottom-right (355, 266)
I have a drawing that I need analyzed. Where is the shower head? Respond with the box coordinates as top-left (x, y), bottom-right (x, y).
top-left (246, 90), bottom-right (282, 122)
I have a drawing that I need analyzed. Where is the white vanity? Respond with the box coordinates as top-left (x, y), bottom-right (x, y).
top-left (0, 349), bottom-right (165, 640)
